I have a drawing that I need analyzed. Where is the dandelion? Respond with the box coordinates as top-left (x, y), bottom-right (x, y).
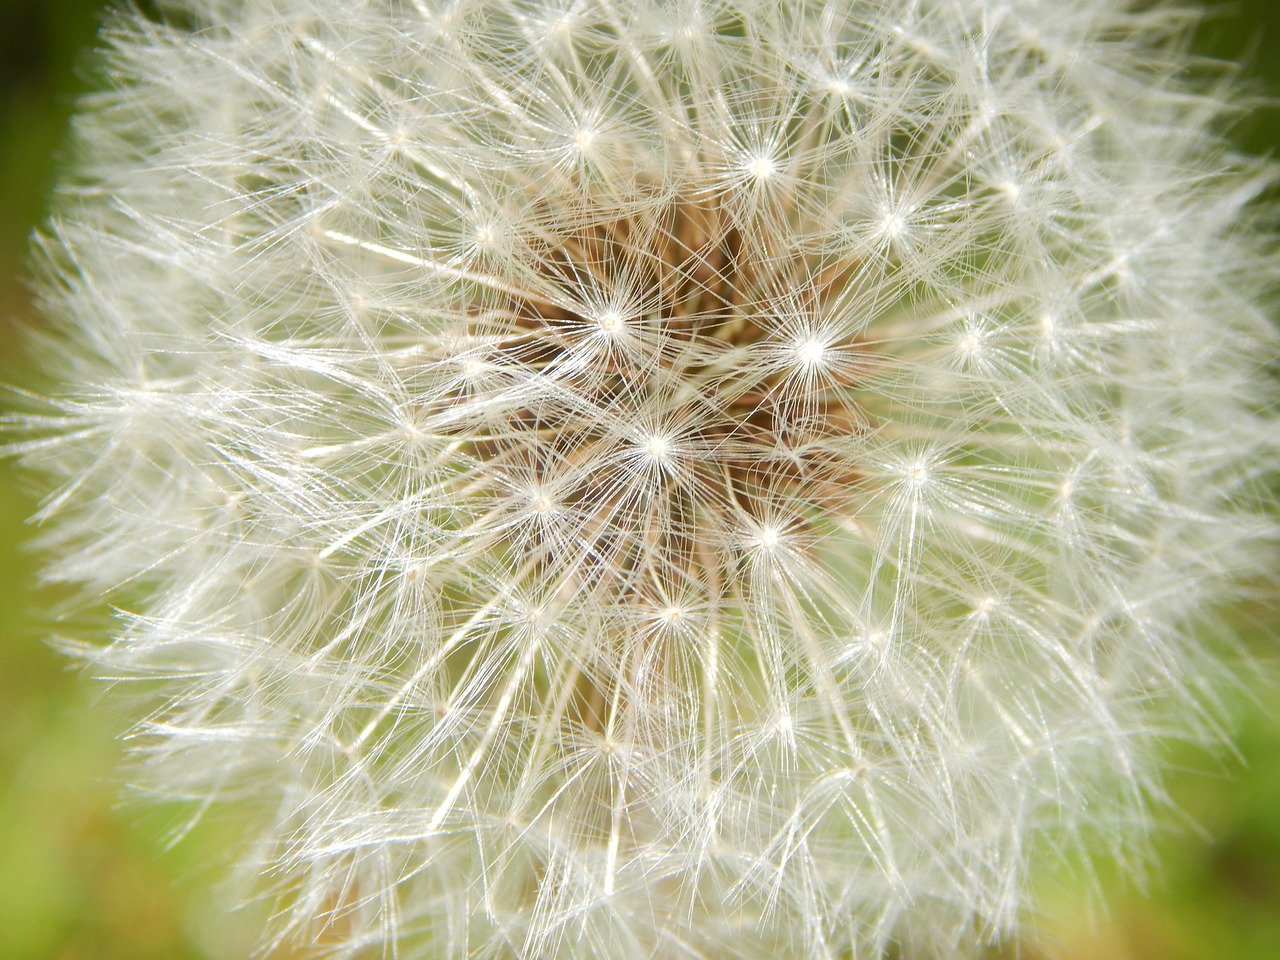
top-left (13, 0), bottom-right (1279, 958)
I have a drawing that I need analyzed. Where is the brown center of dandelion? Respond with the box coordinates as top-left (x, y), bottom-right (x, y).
top-left (432, 190), bottom-right (870, 609)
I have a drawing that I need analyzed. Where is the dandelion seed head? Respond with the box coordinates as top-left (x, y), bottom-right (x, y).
top-left (16, 1), bottom-right (1279, 958)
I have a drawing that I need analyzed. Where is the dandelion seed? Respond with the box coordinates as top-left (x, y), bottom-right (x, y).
top-left (594, 309), bottom-right (624, 336)
top-left (745, 153), bottom-right (777, 182)
top-left (793, 336), bottom-right (828, 371)
top-left (642, 433), bottom-right (671, 464)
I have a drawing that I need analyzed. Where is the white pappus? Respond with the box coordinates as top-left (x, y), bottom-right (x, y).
top-left (13, 1), bottom-right (1280, 958)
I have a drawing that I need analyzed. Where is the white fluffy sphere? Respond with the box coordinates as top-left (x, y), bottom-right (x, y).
top-left (19, 1), bottom-right (1279, 957)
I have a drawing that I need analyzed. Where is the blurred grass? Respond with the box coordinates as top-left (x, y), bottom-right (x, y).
top-left (0, 2), bottom-right (1276, 959)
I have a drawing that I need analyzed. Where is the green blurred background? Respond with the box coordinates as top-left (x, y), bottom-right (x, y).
top-left (0, 2), bottom-right (1276, 958)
